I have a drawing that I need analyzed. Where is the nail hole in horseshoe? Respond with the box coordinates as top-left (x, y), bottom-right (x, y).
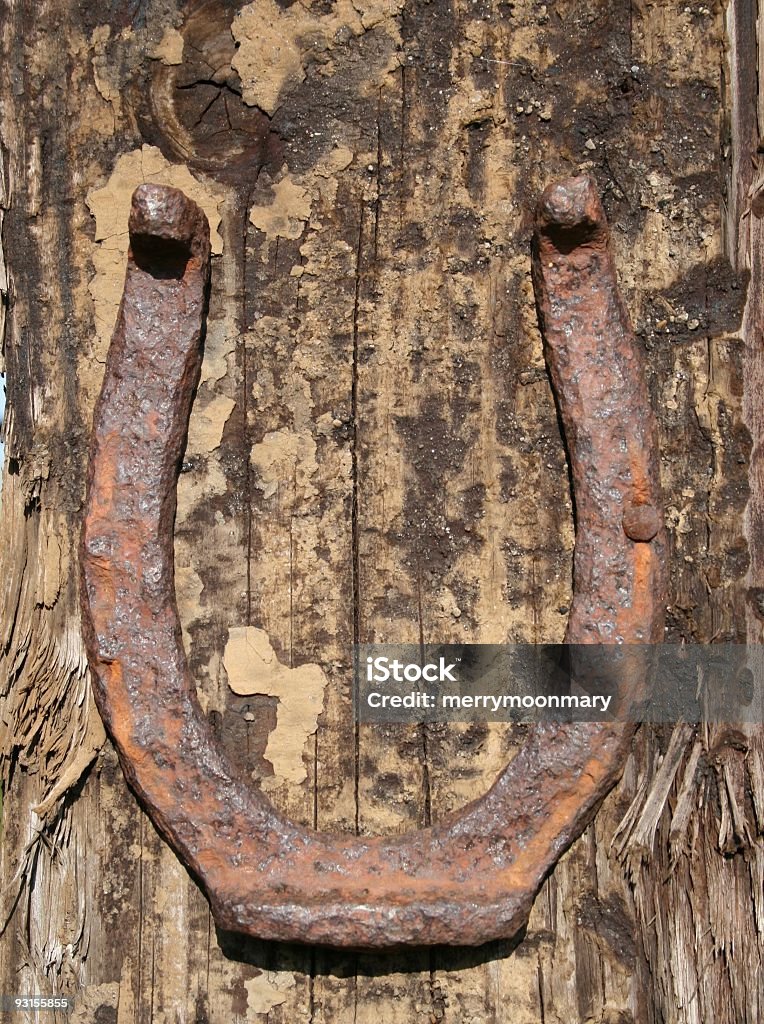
top-left (131, 234), bottom-right (194, 279)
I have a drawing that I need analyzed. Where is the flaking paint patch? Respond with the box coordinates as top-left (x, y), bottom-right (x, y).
top-left (201, 314), bottom-right (236, 385)
top-left (249, 147), bottom-right (355, 257)
top-left (86, 145), bottom-right (224, 352)
top-left (224, 626), bottom-right (326, 785)
top-left (150, 26), bottom-right (184, 65)
top-left (176, 460), bottom-right (229, 525)
top-left (245, 970), bottom-right (296, 1015)
top-left (315, 146), bottom-right (355, 178)
top-left (232, 0), bottom-right (303, 116)
top-left (250, 427), bottom-right (319, 502)
top-left (186, 393), bottom-right (236, 455)
top-left (232, 0), bottom-right (403, 116)
top-left (298, 234), bottom-right (356, 280)
top-left (249, 173), bottom-right (312, 242)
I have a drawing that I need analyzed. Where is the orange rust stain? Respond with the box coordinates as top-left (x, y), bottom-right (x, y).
top-left (630, 543), bottom-right (657, 637)
top-left (628, 443), bottom-right (652, 504)
top-left (145, 410), bottom-right (162, 439)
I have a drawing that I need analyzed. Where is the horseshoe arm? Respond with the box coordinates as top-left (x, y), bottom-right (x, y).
top-left (80, 179), bottom-right (666, 949)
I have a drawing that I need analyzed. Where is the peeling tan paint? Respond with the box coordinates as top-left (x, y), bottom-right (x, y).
top-left (200, 314), bottom-right (236, 385)
top-left (248, 147), bottom-right (355, 266)
top-left (87, 145), bottom-right (224, 249)
top-left (150, 26), bottom-right (184, 66)
top-left (175, 460), bottom-right (229, 526)
top-left (224, 626), bottom-right (327, 785)
top-left (186, 394), bottom-right (236, 455)
top-left (245, 970), bottom-right (296, 1015)
top-left (315, 146), bottom-right (355, 177)
top-left (298, 234), bottom-right (355, 279)
top-left (86, 145), bottom-right (225, 351)
top-left (70, 28), bottom-right (118, 137)
top-left (250, 427), bottom-right (318, 501)
top-left (249, 172), bottom-right (313, 242)
top-left (436, 587), bottom-right (463, 621)
top-left (231, 0), bottom-right (403, 115)
top-left (231, 0), bottom-right (304, 116)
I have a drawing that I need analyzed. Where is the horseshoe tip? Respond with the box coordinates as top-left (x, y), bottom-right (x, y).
top-left (535, 175), bottom-right (606, 242)
top-left (129, 183), bottom-right (210, 254)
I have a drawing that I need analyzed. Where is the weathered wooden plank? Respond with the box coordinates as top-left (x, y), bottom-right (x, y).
top-left (1, 1), bottom-right (761, 1022)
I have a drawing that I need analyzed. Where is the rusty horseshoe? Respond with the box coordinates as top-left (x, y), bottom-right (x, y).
top-left (80, 177), bottom-right (667, 949)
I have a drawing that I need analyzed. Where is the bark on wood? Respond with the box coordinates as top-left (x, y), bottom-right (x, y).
top-left (0, 1), bottom-right (762, 1022)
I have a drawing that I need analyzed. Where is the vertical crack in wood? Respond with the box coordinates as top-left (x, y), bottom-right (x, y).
top-left (351, 198), bottom-right (365, 838)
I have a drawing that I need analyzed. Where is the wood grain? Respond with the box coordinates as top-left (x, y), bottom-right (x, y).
top-left (0, 0), bottom-right (760, 1021)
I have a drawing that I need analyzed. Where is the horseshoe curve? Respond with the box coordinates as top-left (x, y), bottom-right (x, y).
top-left (80, 178), bottom-right (667, 949)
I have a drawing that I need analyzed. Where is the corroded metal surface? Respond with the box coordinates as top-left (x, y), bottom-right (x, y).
top-left (80, 178), bottom-right (666, 949)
